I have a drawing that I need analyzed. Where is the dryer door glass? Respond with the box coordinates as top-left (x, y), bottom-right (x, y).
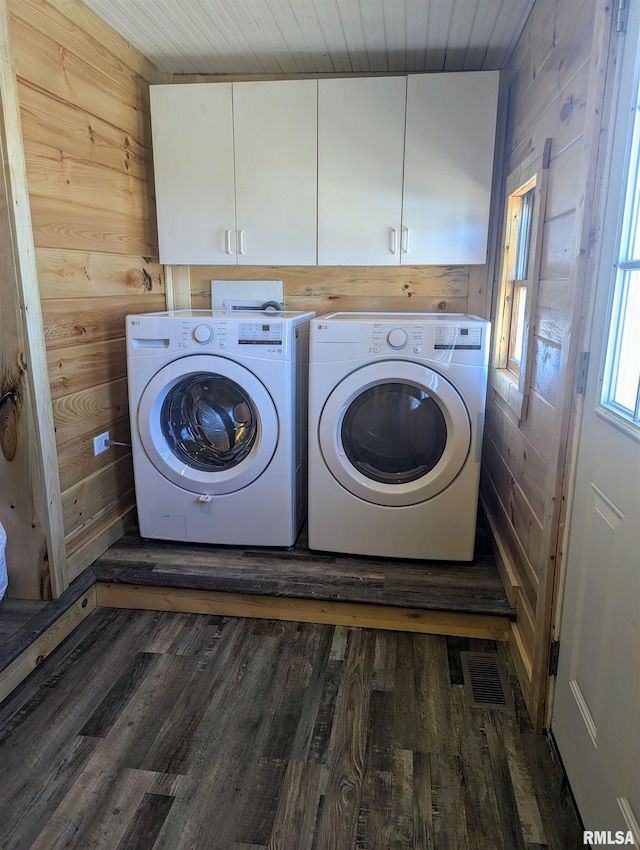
top-left (161, 373), bottom-right (258, 471)
top-left (341, 383), bottom-right (447, 484)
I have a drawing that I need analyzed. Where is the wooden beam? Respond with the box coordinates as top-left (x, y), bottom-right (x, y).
top-left (0, 586), bottom-right (96, 705)
top-left (95, 583), bottom-right (511, 640)
top-left (0, 0), bottom-right (66, 597)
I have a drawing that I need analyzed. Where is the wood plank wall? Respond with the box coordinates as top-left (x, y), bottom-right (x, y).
top-left (7, 0), bottom-right (166, 586)
top-left (0, 41), bottom-right (48, 599)
top-left (188, 264), bottom-right (477, 316)
top-left (482, 0), bottom-right (615, 728)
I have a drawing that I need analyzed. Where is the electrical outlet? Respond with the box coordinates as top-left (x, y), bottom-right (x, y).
top-left (93, 431), bottom-right (110, 455)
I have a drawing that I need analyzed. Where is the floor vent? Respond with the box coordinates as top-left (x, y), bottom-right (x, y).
top-left (461, 651), bottom-right (514, 710)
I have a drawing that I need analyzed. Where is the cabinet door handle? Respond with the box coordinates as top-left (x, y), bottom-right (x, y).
top-left (224, 230), bottom-right (233, 255)
top-left (401, 227), bottom-right (410, 254)
top-left (389, 228), bottom-right (398, 255)
top-left (238, 230), bottom-right (246, 255)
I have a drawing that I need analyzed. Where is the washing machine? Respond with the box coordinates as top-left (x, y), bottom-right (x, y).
top-left (126, 309), bottom-right (314, 547)
top-left (308, 312), bottom-right (491, 561)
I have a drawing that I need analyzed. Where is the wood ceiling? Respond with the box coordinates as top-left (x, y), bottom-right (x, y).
top-left (79, 0), bottom-right (535, 76)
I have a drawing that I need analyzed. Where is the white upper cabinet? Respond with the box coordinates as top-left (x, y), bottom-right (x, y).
top-left (402, 72), bottom-right (499, 265)
top-left (233, 80), bottom-right (317, 265)
top-left (151, 84), bottom-right (235, 266)
top-left (150, 73), bottom-right (499, 267)
top-left (318, 77), bottom-right (407, 266)
top-left (150, 80), bottom-right (318, 266)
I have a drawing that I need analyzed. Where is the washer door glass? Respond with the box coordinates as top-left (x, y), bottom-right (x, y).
top-left (162, 373), bottom-right (257, 472)
top-left (318, 361), bottom-right (471, 506)
top-left (341, 383), bottom-right (447, 484)
top-left (138, 355), bottom-right (278, 495)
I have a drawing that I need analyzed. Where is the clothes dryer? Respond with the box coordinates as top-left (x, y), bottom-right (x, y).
top-left (308, 312), bottom-right (490, 561)
top-left (127, 309), bottom-right (314, 546)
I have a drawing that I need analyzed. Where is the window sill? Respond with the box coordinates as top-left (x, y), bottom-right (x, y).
top-left (490, 368), bottom-right (527, 421)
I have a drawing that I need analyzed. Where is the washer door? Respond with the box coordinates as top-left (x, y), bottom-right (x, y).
top-left (318, 361), bottom-right (471, 506)
top-left (138, 355), bottom-right (278, 494)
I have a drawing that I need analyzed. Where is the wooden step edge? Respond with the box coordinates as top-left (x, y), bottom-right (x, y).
top-left (95, 582), bottom-right (512, 641)
top-left (0, 587), bottom-right (97, 705)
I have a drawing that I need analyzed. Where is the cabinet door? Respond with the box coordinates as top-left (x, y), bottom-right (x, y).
top-left (402, 72), bottom-right (499, 265)
top-left (150, 84), bottom-right (236, 265)
top-left (233, 80), bottom-right (317, 265)
top-left (318, 77), bottom-right (406, 266)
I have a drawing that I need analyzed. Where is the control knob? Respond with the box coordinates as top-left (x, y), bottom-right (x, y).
top-left (387, 328), bottom-right (408, 350)
top-left (193, 324), bottom-right (213, 344)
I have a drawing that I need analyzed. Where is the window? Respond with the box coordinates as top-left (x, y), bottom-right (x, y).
top-left (491, 145), bottom-right (549, 420)
top-left (600, 80), bottom-right (640, 431)
top-left (507, 185), bottom-right (535, 377)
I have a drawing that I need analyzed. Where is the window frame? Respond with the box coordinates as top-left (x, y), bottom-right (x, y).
top-left (491, 142), bottom-right (550, 420)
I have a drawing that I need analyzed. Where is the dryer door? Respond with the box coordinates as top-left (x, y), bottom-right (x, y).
top-left (318, 361), bottom-right (471, 506)
top-left (138, 355), bottom-right (278, 494)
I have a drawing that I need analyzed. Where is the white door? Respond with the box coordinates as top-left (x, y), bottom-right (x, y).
top-left (150, 84), bottom-right (236, 265)
top-left (552, 9), bottom-right (640, 844)
top-left (317, 76), bottom-right (406, 265)
top-left (402, 72), bottom-right (499, 265)
top-left (233, 80), bottom-right (317, 265)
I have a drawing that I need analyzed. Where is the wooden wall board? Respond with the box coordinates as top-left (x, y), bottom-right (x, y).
top-left (36, 249), bottom-right (164, 300)
top-left (42, 294), bottom-right (165, 349)
top-left (48, 337), bottom-right (127, 401)
top-left (545, 139), bottom-right (583, 220)
top-left (51, 379), bottom-right (130, 446)
top-left (9, 12), bottom-right (151, 141)
top-left (484, 396), bottom-right (548, 521)
top-left (539, 211), bottom-right (577, 281)
top-left (506, 1), bottom-right (594, 153)
top-left (19, 86), bottom-right (153, 183)
top-left (56, 414), bottom-right (130, 492)
top-left (41, 0), bottom-right (162, 81)
top-left (61, 454), bottom-right (134, 537)
top-left (483, 437), bottom-right (545, 580)
top-left (65, 508), bottom-right (136, 584)
top-left (530, 337), bottom-right (562, 405)
top-left (28, 195), bottom-right (157, 256)
top-left (536, 280), bottom-right (572, 347)
top-left (25, 158), bottom-right (155, 222)
top-left (189, 264), bottom-right (476, 315)
top-left (507, 59), bottom-right (590, 176)
top-left (95, 583), bottom-right (511, 641)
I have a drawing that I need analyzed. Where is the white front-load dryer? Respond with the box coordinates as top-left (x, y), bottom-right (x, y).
top-left (308, 312), bottom-right (491, 561)
top-left (127, 309), bottom-right (314, 546)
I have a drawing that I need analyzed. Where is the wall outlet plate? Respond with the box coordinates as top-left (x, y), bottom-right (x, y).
top-left (93, 432), bottom-right (110, 455)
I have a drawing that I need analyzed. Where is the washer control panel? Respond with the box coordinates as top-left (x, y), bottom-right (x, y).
top-left (366, 320), bottom-right (485, 358)
top-left (370, 323), bottom-right (425, 354)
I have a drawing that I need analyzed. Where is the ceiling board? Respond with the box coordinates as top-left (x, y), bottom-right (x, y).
top-left (79, 0), bottom-right (535, 76)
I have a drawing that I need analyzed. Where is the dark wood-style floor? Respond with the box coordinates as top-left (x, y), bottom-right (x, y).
top-left (0, 607), bottom-right (583, 850)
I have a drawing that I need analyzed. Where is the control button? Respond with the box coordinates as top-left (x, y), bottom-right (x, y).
top-left (413, 346), bottom-right (422, 354)
top-left (373, 345), bottom-right (381, 353)
top-left (387, 328), bottom-right (408, 349)
top-left (193, 324), bottom-right (213, 344)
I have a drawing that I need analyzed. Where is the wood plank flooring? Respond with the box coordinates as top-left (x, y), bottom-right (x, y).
top-left (0, 608), bottom-right (583, 850)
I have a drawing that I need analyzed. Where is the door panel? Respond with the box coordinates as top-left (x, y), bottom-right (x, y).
top-left (552, 7), bottom-right (640, 842)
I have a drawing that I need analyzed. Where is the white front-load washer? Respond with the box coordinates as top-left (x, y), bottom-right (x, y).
top-left (308, 312), bottom-right (491, 561)
top-left (126, 309), bottom-right (314, 546)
